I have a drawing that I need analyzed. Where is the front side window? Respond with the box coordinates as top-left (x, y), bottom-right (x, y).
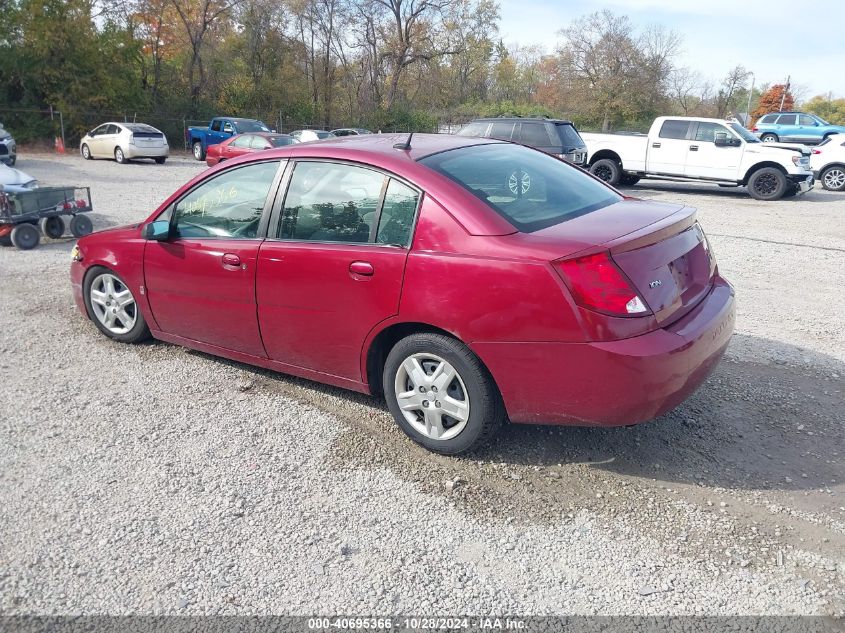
top-left (223, 121), bottom-right (234, 134)
top-left (420, 143), bottom-right (621, 233)
top-left (279, 162), bottom-right (385, 242)
top-left (173, 161), bottom-right (281, 239)
top-left (91, 125), bottom-right (108, 136)
top-left (659, 120), bottom-right (691, 139)
top-left (776, 114), bottom-right (797, 125)
top-left (231, 135), bottom-right (253, 148)
top-left (377, 180), bottom-right (420, 246)
top-left (695, 122), bottom-right (732, 143)
top-left (798, 114), bottom-right (816, 126)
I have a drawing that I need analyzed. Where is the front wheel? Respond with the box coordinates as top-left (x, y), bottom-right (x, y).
top-left (83, 267), bottom-right (150, 343)
top-left (748, 167), bottom-right (788, 201)
top-left (820, 165), bottom-right (845, 191)
top-left (760, 133), bottom-right (779, 143)
top-left (192, 142), bottom-right (205, 161)
top-left (589, 158), bottom-right (622, 186)
top-left (383, 333), bottom-right (505, 455)
top-left (114, 147), bottom-right (127, 164)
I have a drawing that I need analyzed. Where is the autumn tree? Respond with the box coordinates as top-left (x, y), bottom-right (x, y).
top-left (751, 83), bottom-right (795, 122)
top-left (803, 94), bottom-right (845, 125)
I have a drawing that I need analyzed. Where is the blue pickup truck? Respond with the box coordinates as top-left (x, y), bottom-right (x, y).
top-left (187, 117), bottom-right (272, 161)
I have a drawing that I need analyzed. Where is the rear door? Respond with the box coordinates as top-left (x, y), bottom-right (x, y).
top-left (775, 114), bottom-right (799, 142)
top-left (684, 122), bottom-right (743, 181)
top-left (144, 160), bottom-right (284, 357)
top-left (256, 161), bottom-right (420, 380)
top-left (647, 119), bottom-right (691, 175)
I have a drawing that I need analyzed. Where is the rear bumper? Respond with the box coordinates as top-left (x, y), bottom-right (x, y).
top-left (472, 276), bottom-right (735, 426)
top-left (124, 146), bottom-right (169, 159)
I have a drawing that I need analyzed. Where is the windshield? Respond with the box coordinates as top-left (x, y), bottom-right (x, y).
top-left (728, 122), bottom-right (760, 143)
top-left (234, 119), bottom-right (270, 133)
top-left (420, 143), bottom-right (621, 233)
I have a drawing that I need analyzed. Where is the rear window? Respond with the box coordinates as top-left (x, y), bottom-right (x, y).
top-left (315, 131), bottom-right (334, 139)
top-left (269, 136), bottom-right (297, 147)
top-left (659, 120), bottom-right (691, 140)
top-left (420, 144), bottom-right (620, 233)
top-left (776, 114), bottom-right (797, 125)
top-left (555, 123), bottom-right (585, 149)
top-left (125, 123), bottom-right (163, 138)
top-left (457, 122), bottom-right (489, 138)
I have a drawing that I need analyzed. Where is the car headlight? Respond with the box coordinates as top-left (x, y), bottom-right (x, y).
top-left (71, 244), bottom-right (83, 262)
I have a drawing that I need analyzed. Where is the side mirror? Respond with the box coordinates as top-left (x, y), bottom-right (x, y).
top-left (143, 220), bottom-right (172, 241)
top-left (714, 133), bottom-right (729, 147)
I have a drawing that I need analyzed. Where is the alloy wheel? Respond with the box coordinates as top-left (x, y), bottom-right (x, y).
top-left (753, 172), bottom-right (778, 196)
top-left (823, 168), bottom-right (845, 190)
top-left (394, 353), bottom-right (470, 441)
top-left (89, 273), bottom-right (137, 335)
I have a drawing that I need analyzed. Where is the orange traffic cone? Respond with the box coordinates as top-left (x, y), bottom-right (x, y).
top-left (55, 137), bottom-right (65, 154)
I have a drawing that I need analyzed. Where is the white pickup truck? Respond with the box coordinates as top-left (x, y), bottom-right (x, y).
top-left (582, 116), bottom-right (814, 200)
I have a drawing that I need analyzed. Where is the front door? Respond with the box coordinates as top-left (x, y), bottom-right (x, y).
top-left (684, 122), bottom-right (743, 181)
top-left (648, 119), bottom-right (691, 175)
top-left (257, 161), bottom-right (420, 380)
top-left (144, 160), bottom-right (283, 357)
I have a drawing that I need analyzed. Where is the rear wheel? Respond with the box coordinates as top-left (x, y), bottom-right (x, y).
top-left (84, 268), bottom-right (150, 343)
top-left (69, 214), bottom-right (93, 237)
top-left (192, 142), bottom-right (205, 161)
top-left (748, 167), bottom-right (788, 201)
top-left (589, 158), bottom-right (621, 186)
top-left (383, 333), bottom-right (505, 455)
top-left (760, 133), bottom-right (779, 143)
top-left (39, 216), bottom-right (65, 239)
top-left (820, 165), bottom-right (845, 191)
top-left (114, 147), bottom-right (127, 164)
top-left (11, 223), bottom-right (40, 250)
top-left (81, 144), bottom-right (92, 160)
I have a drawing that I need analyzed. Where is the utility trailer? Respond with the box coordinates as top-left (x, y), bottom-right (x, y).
top-left (0, 186), bottom-right (93, 250)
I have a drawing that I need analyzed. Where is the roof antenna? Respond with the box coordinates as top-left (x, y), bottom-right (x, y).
top-left (393, 132), bottom-right (413, 150)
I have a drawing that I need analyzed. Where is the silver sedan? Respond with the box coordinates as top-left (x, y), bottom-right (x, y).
top-left (79, 122), bottom-right (169, 164)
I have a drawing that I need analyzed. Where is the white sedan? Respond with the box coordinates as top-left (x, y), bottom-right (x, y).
top-left (811, 134), bottom-right (845, 191)
top-left (79, 122), bottom-right (169, 164)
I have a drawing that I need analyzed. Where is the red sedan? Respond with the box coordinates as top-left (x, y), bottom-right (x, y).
top-left (205, 132), bottom-right (297, 167)
top-left (70, 134), bottom-right (734, 454)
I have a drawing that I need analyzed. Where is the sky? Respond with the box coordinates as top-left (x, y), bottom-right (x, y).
top-left (498, 0), bottom-right (845, 101)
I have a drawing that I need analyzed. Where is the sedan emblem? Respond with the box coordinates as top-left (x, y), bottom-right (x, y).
top-left (648, 280), bottom-right (662, 289)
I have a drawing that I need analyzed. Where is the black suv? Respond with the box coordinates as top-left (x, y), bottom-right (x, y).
top-left (455, 117), bottom-right (587, 166)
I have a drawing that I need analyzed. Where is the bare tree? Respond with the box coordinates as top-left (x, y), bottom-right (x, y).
top-left (668, 67), bottom-right (702, 115)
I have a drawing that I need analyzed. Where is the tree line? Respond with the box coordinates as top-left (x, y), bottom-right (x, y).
top-left (1, 1), bottom-right (842, 144)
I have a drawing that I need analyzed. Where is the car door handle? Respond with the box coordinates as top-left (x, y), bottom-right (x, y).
top-left (349, 261), bottom-right (374, 276)
top-left (689, 145), bottom-right (699, 151)
top-left (222, 253), bottom-right (241, 267)
top-left (652, 142), bottom-right (661, 148)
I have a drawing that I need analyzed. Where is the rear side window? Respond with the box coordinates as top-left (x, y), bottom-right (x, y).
top-left (489, 122), bottom-right (514, 141)
top-left (457, 122), bottom-right (489, 138)
top-left (759, 114), bottom-right (777, 124)
top-left (659, 120), bottom-right (691, 140)
top-left (516, 122), bottom-right (553, 146)
top-left (420, 144), bottom-right (621, 233)
top-left (555, 123), bottom-right (584, 148)
top-left (211, 120), bottom-right (222, 132)
top-left (377, 180), bottom-right (419, 246)
top-left (776, 114), bottom-right (797, 125)
top-left (231, 135), bottom-right (253, 148)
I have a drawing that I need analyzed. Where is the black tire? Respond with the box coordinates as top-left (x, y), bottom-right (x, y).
top-left (155, 157), bottom-right (166, 164)
top-left (760, 133), bottom-right (779, 143)
top-left (589, 158), bottom-right (622, 186)
top-left (192, 141), bottom-right (205, 161)
top-left (83, 266), bottom-right (151, 344)
top-left (747, 167), bottom-right (788, 201)
top-left (114, 147), bottom-right (127, 164)
top-left (383, 333), bottom-right (505, 455)
top-left (81, 144), bottom-right (92, 160)
top-left (820, 165), bottom-right (845, 192)
top-left (11, 223), bottom-right (40, 250)
top-left (69, 214), bottom-right (93, 237)
top-left (619, 174), bottom-right (640, 186)
top-left (39, 216), bottom-right (65, 239)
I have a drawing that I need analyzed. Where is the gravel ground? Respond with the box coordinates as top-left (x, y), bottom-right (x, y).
top-left (1, 152), bottom-right (844, 616)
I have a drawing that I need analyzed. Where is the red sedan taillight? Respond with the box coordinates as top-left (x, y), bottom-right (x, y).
top-left (555, 252), bottom-right (650, 317)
